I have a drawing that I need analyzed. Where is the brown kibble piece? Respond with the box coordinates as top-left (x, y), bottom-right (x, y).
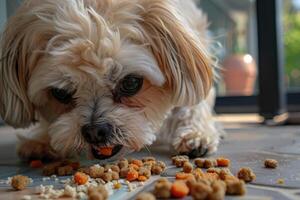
top-left (89, 192), bottom-right (104, 200)
top-left (101, 172), bottom-right (113, 182)
top-left (57, 165), bottom-right (73, 176)
top-left (89, 165), bottom-right (105, 178)
top-left (88, 185), bottom-right (108, 200)
top-left (206, 168), bottom-right (221, 174)
top-left (225, 179), bottom-right (246, 195)
top-left (264, 159), bottom-right (278, 169)
top-left (172, 155), bottom-right (189, 167)
top-left (237, 167), bottom-right (256, 183)
top-left (11, 175), bottom-right (30, 190)
top-left (110, 165), bottom-right (120, 173)
top-left (208, 180), bottom-right (226, 200)
top-left (139, 167), bottom-right (151, 178)
top-left (194, 158), bottom-right (205, 168)
top-left (156, 161), bottom-right (166, 170)
top-left (136, 192), bottom-right (156, 200)
top-left (151, 165), bottom-right (163, 175)
top-left (183, 162), bottom-right (193, 173)
top-left (154, 179), bottom-right (172, 199)
top-left (118, 160), bottom-right (129, 169)
top-left (190, 181), bottom-right (212, 200)
top-left (120, 167), bottom-right (130, 178)
top-left (203, 159), bottom-right (217, 169)
top-left (111, 171), bottom-right (120, 180)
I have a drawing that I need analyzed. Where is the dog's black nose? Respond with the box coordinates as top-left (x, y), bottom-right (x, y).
top-left (81, 123), bottom-right (112, 144)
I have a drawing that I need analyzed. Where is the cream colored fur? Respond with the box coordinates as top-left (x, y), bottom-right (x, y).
top-left (0, 0), bottom-right (222, 160)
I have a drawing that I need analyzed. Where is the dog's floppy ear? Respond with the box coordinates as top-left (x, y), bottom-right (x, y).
top-left (139, 0), bottom-right (213, 106)
top-left (0, 3), bottom-right (39, 128)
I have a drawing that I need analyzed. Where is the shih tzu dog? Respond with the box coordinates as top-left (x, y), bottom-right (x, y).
top-left (0, 0), bottom-right (223, 161)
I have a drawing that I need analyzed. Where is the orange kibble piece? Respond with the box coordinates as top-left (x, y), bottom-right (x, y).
top-left (98, 147), bottom-right (113, 156)
top-left (30, 160), bottom-right (43, 168)
top-left (132, 159), bottom-right (144, 167)
top-left (175, 172), bottom-right (194, 180)
top-left (74, 172), bottom-right (89, 185)
top-left (217, 158), bottom-right (231, 167)
top-left (126, 169), bottom-right (139, 182)
top-left (129, 163), bottom-right (140, 170)
top-left (138, 175), bottom-right (148, 182)
top-left (171, 181), bottom-right (189, 198)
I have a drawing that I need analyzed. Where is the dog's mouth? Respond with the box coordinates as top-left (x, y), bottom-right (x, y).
top-left (91, 145), bottom-right (123, 160)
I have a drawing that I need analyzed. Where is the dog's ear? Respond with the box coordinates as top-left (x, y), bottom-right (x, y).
top-left (138, 0), bottom-right (213, 106)
top-left (0, 4), bottom-right (39, 128)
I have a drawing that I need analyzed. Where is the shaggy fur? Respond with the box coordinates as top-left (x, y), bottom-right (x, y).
top-left (0, 0), bottom-right (222, 160)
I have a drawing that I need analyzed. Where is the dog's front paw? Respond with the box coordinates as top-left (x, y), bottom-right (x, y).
top-left (172, 131), bottom-right (219, 158)
top-left (17, 139), bottom-right (59, 161)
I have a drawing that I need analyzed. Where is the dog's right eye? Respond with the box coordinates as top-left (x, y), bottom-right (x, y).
top-left (51, 88), bottom-right (74, 104)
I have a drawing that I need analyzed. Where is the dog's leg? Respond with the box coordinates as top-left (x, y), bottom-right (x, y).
top-left (17, 122), bottom-right (59, 161)
top-left (159, 90), bottom-right (225, 157)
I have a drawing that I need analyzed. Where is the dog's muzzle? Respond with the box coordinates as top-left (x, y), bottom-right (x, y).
top-left (81, 123), bottom-right (123, 159)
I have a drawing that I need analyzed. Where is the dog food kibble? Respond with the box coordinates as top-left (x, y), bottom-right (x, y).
top-left (113, 182), bottom-right (122, 189)
top-left (237, 167), bottom-right (256, 182)
top-left (57, 165), bottom-right (73, 176)
top-left (120, 167), bottom-right (130, 178)
top-left (98, 147), bottom-right (113, 156)
top-left (30, 160), bottom-right (43, 168)
top-left (154, 178), bottom-right (172, 198)
top-left (135, 192), bottom-right (156, 200)
top-left (216, 157), bottom-right (230, 167)
top-left (225, 179), bottom-right (246, 195)
top-left (171, 181), bottom-right (189, 198)
top-left (11, 175), bottom-right (30, 190)
top-left (183, 162), bottom-right (193, 173)
top-left (175, 172), bottom-right (193, 180)
top-left (111, 171), bottom-right (120, 180)
top-left (151, 164), bottom-right (163, 175)
top-left (206, 167), bottom-right (221, 174)
top-left (208, 180), bottom-right (226, 200)
top-left (88, 185), bottom-right (108, 200)
top-left (74, 172), bottom-right (89, 185)
top-left (172, 155), bottom-right (189, 167)
top-left (194, 158), bottom-right (205, 168)
top-left (264, 159), bottom-right (278, 169)
top-left (118, 160), bottom-right (129, 169)
top-left (131, 159), bottom-right (144, 167)
top-left (89, 165), bottom-right (105, 178)
top-left (101, 172), bottom-right (113, 182)
top-left (42, 162), bottom-right (62, 176)
top-left (110, 165), bottom-right (120, 173)
top-left (190, 181), bottom-right (212, 200)
top-left (126, 169), bottom-right (139, 182)
top-left (138, 175), bottom-right (148, 182)
top-left (203, 159), bottom-right (217, 169)
top-left (139, 167), bottom-right (152, 178)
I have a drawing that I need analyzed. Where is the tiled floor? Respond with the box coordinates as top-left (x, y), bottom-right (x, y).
top-left (0, 114), bottom-right (300, 199)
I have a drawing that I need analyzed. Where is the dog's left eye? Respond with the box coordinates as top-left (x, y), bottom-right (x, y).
top-left (118, 75), bottom-right (143, 97)
top-left (51, 88), bottom-right (74, 104)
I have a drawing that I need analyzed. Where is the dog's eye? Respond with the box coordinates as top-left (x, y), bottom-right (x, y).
top-left (51, 88), bottom-right (74, 104)
top-left (118, 75), bottom-right (143, 97)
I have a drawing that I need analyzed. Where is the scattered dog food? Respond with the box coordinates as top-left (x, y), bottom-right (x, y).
top-left (11, 175), bottom-right (30, 190)
top-left (172, 155), bottom-right (189, 167)
top-left (237, 167), bottom-right (256, 183)
top-left (264, 159), bottom-right (278, 169)
top-left (153, 178), bottom-right (172, 198)
top-left (183, 162), bottom-right (193, 173)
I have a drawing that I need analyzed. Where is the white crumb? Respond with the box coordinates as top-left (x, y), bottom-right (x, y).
top-left (21, 195), bottom-right (32, 200)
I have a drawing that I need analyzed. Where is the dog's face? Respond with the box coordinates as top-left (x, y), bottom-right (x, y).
top-left (0, 0), bottom-right (213, 159)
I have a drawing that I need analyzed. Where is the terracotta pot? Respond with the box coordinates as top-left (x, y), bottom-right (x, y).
top-left (222, 54), bottom-right (257, 96)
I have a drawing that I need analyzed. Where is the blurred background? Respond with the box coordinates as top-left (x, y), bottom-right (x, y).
top-left (0, 0), bottom-right (300, 125)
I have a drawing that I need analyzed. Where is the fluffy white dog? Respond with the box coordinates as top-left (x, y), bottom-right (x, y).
top-left (0, 0), bottom-right (223, 161)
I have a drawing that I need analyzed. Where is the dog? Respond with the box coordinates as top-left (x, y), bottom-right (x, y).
top-left (0, 0), bottom-right (223, 161)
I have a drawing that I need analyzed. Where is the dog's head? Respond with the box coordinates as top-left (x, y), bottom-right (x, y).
top-left (0, 0), bottom-right (213, 159)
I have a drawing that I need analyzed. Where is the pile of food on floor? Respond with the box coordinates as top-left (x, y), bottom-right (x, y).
top-left (7, 155), bottom-right (279, 200)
